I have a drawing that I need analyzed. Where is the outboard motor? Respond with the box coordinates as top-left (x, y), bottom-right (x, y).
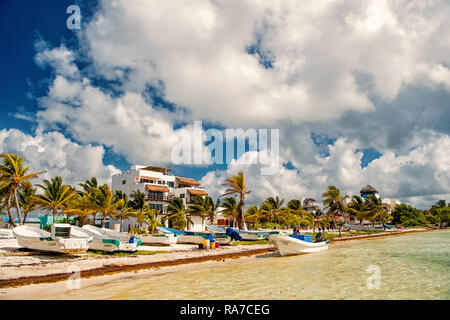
top-left (226, 227), bottom-right (243, 241)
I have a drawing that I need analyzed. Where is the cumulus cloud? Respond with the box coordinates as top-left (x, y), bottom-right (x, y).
top-left (79, 0), bottom-right (450, 126)
top-left (0, 129), bottom-right (120, 186)
top-left (20, 0), bottom-right (450, 208)
top-left (35, 45), bottom-right (208, 166)
top-left (201, 135), bottom-right (450, 209)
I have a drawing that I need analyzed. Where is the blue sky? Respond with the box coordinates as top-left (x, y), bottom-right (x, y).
top-left (1, 0), bottom-right (449, 208)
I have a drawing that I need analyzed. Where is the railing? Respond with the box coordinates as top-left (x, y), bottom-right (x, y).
top-left (146, 195), bottom-right (169, 201)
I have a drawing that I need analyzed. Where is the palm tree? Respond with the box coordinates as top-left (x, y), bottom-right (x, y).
top-left (136, 205), bottom-right (159, 233)
top-left (221, 171), bottom-right (251, 230)
top-left (163, 197), bottom-right (191, 230)
top-left (129, 190), bottom-right (146, 212)
top-left (220, 197), bottom-right (239, 227)
top-left (0, 154), bottom-right (44, 226)
top-left (322, 185), bottom-right (349, 237)
top-left (78, 177), bottom-right (98, 223)
top-left (114, 190), bottom-right (137, 232)
top-left (90, 184), bottom-right (123, 228)
top-left (18, 184), bottom-right (39, 224)
top-left (245, 204), bottom-right (261, 229)
top-left (64, 193), bottom-right (97, 227)
top-left (35, 177), bottom-right (76, 225)
top-left (347, 195), bottom-right (371, 225)
top-left (78, 177), bottom-right (98, 195)
top-left (208, 198), bottom-right (221, 224)
top-left (187, 195), bottom-right (214, 231)
top-left (287, 199), bottom-right (307, 217)
top-left (258, 201), bottom-right (273, 227)
top-left (264, 196), bottom-right (285, 226)
top-left (365, 195), bottom-right (387, 227)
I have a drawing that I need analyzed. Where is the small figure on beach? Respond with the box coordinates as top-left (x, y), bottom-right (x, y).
top-left (315, 231), bottom-right (324, 242)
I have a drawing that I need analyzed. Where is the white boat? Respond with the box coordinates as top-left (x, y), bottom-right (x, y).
top-left (157, 227), bottom-right (232, 245)
top-left (71, 225), bottom-right (141, 252)
top-left (0, 228), bottom-right (14, 239)
top-left (100, 227), bottom-right (133, 242)
top-left (140, 233), bottom-right (178, 246)
top-left (269, 234), bottom-right (329, 256)
top-left (13, 224), bottom-right (91, 254)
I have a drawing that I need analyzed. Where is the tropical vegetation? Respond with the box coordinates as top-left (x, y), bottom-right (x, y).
top-left (0, 153), bottom-right (448, 236)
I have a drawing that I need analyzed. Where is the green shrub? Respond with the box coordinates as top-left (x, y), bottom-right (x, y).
top-left (392, 204), bottom-right (428, 227)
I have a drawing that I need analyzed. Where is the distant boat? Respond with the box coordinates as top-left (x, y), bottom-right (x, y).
top-left (13, 224), bottom-right (91, 254)
top-left (140, 233), bottom-right (178, 246)
top-left (207, 225), bottom-right (286, 241)
top-left (71, 225), bottom-right (141, 252)
top-left (0, 228), bottom-right (14, 239)
top-left (157, 226), bottom-right (232, 245)
top-left (269, 234), bottom-right (329, 256)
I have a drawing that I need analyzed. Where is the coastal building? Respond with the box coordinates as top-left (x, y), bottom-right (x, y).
top-left (111, 165), bottom-right (209, 231)
top-left (360, 185), bottom-right (380, 199)
top-left (302, 198), bottom-right (319, 214)
top-left (381, 198), bottom-right (402, 214)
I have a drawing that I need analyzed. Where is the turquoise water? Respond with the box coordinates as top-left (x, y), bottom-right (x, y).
top-left (62, 230), bottom-right (450, 299)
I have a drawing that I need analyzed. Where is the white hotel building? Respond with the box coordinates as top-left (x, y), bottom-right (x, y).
top-left (111, 165), bottom-right (209, 231)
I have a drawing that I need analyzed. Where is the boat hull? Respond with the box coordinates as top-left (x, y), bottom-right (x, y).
top-left (141, 234), bottom-right (178, 246)
top-left (269, 235), bottom-right (329, 256)
top-left (88, 239), bottom-right (138, 252)
top-left (0, 229), bottom-right (14, 239)
top-left (15, 236), bottom-right (89, 254)
top-left (75, 225), bottom-right (140, 252)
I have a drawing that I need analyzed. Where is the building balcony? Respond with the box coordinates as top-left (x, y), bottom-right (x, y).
top-left (146, 195), bottom-right (170, 201)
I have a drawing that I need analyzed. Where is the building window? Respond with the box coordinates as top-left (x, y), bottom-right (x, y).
top-left (167, 181), bottom-right (174, 188)
top-left (180, 193), bottom-right (185, 199)
top-left (148, 191), bottom-right (164, 201)
top-left (122, 180), bottom-right (126, 185)
top-left (150, 203), bottom-right (164, 213)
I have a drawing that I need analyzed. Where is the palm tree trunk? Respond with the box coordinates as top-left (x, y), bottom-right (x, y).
top-left (102, 215), bottom-right (106, 228)
top-left (23, 211), bottom-right (28, 225)
top-left (13, 188), bottom-right (23, 225)
top-left (121, 217), bottom-right (124, 232)
top-left (6, 197), bottom-right (17, 227)
top-left (53, 209), bottom-right (57, 225)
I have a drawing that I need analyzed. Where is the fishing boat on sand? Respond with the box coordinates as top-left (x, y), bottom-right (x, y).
top-left (72, 225), bottom-right (141, 252)
top-left (97, 227), bottom-right (177, 246)
top-left (13, 224), bottom-right (91, 254)
top-left (157, 226), bottom-right (232, 245)
top-left (140, 232), bottom-right (178, 246)
top-left (269, 234), bottom-right (329, 256)
top-left (207, 225), bottom-right (287, 241)
top-left (0, 228), bottom-right (14, 239)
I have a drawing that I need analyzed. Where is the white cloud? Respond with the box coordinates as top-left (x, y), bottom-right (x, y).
top-left (0, 129), bottom-right (120, 186)
top-left (35, 46), bottom-right (208, 166)
top-left (201, 135), bottom-right (450, 209)
top-left (20, 1), bottom-right (450, 210)
top-left (79, 0), bottom-right (450, 126)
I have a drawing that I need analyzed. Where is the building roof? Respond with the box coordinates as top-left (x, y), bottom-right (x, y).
top-left (360, 185), bottom-right (378, 194)
top-left (140, 176), bottom-right (160, 180)
top-left (145, 185), bottom-right (170, 192)
top-left (140, 166), bottom-right (172, 175)
top-left (303, 198), bottom-right (316, 202)
top-left (187, 189), bottom-right (208, 196)
top-left (176, 177), bottom-right (201, 186)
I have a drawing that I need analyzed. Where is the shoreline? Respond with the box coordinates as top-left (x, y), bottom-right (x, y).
top-left (0, 227), bottom-right (440, 292)
top-left (0, 245), bottom-right (275, 289)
